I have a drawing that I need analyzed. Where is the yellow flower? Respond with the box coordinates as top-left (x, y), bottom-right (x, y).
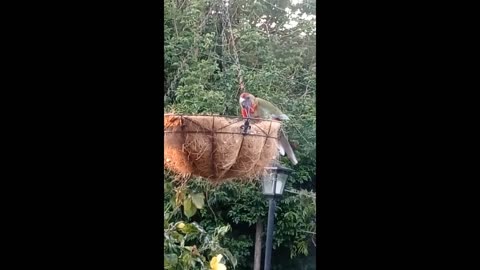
top-left (177, 222), bottom-right (185, 229)
top-left (210, 254), bottom-right (227, 270)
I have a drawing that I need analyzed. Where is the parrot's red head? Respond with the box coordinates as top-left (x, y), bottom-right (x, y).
top-left (239, 92), bottom-right (256, 118)
top-left (239, 92), bottom-right (255, 106)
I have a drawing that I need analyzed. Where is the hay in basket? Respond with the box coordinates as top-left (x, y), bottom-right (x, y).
top-left (164, 114), bottom-right (281, 183)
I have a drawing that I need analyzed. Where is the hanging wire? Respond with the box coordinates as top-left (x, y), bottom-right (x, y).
top-left (164, 115), bottom-right (279, 139)
top-left (221, 0), bottom-right (246, 95)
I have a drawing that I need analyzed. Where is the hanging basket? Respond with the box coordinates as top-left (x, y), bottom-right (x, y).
top-left (164, 114), bottom-right (281, 183)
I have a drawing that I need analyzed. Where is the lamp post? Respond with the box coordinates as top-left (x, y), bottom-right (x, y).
top-left (261, 165), bottom-right (293, 270)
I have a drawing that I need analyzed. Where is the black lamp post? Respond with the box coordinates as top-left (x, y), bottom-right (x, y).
top-left (261, 165), bottom-right (293, 270)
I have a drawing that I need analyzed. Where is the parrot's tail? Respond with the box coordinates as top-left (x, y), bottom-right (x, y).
top-left (277, 143), bottom-right (285, 156)
top-left (278, 128), bottom-right (298, 165)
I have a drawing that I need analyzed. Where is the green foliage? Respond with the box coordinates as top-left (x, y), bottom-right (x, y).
top-left (165, 177), bottom-right (316, 269)
top-left (164, 0), bottom-right (316, 268)
top-left (164, 184), bottom-right (237, 269)
top-left (275, 189), bottom-right (316, 258)
top-left (164, 218), bottom-right (237, 270)
top-left (221, 234), bottom-right (254, 269)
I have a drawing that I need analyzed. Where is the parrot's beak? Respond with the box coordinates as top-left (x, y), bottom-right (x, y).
top-left (240, 98), bottom-right (252, 110)
top-left (240, 97), bottom-right (252, 118)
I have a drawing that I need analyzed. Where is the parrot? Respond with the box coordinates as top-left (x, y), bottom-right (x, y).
top-left (239, 92), bottom-right (298, 165)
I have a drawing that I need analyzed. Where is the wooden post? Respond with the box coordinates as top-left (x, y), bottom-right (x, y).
top-left (253, 218), bottom-right (263, 270)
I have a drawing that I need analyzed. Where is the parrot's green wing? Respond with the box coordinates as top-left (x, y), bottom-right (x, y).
top-left (256, 98), bottom-right (285, 118)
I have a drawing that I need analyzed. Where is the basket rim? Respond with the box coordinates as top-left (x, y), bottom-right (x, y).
top-left (163, 113), bottom-right (282, 123)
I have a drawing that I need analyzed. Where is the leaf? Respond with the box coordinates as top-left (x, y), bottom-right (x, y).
top-left (164, 219), bottom-right (169, 229)
top-left (183, 197), bottom-right (197, 218)
top-left (170, 231), bottom-right (184, 242)
top-left (216, 225), bottom-right (231, 236)
top-left (180, 223), bottom-right (200, 235)
top-left (189, 222), bottom-right (206, 234)
top-left (176, 190), bottom-right (185, 207)
top-left (193, 257), bottom-right (205, 267)
top-left (191, 193), bottom-right (205, 209)
top-left (164, 254), bottom-right (178, 269)
top-left (215, 248), bottom-right (238, 268)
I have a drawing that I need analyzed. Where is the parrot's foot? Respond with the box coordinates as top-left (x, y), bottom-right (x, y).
top-left (240, 119), bottom-right (252, 135)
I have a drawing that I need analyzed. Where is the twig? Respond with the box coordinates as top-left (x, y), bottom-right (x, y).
top-left (205, 190), bottom-right (218, 222)
top-left (284, 188), bottom-right (316, 198)
top-left (300, 85), bottom-right (309, 98)
top-left (298, 229), bottom-right (316, 235)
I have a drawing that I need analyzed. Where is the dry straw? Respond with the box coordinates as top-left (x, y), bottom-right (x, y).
top-left (164, 114), bottom-right (281, 183)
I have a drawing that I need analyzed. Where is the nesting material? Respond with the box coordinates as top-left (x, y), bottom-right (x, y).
top-left (164, 114), bottom-right (281, 183)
